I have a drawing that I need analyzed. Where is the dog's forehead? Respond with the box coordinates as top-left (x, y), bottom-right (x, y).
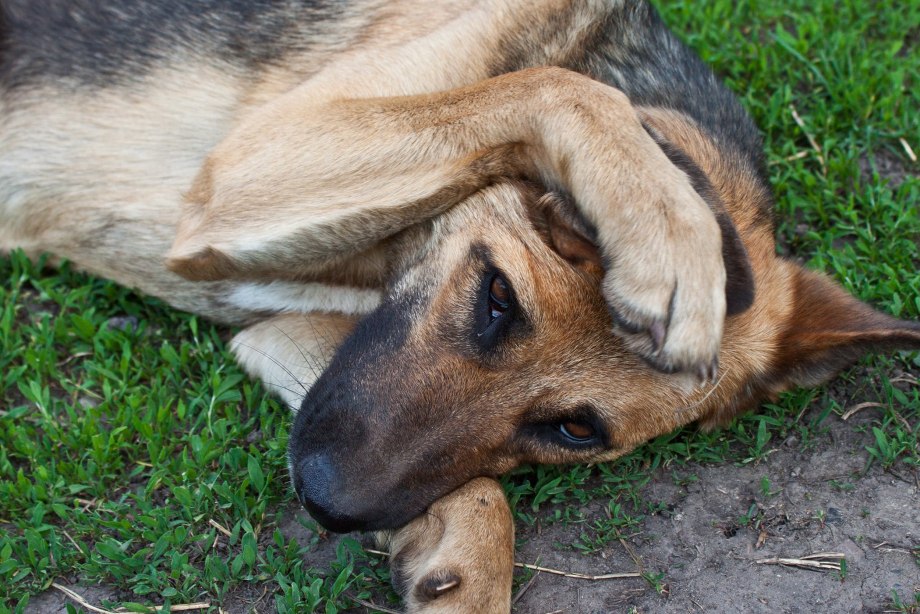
top-left (436, 182), bottom-right (563, 265)
top-left (439, 182), bottom-right (533, 233)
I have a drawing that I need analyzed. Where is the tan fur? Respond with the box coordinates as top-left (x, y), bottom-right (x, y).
top-left (4, 2), bottom-right (919, 612)
top-left (383, 478), bottom-right (514, 613)
top-left (167, 65), bottom-right (725, 374)
top-left (230, 313), bottom-right (359, 410)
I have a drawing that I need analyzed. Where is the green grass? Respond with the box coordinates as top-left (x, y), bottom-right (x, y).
top-left (2, 0), bottom-right (918, 611)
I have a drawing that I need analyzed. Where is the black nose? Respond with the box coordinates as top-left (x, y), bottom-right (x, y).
top-left (294, 454), bottom-right (366, 533)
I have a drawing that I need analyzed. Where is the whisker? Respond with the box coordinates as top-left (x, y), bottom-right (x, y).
top-left (233, 340), bottom-right (309, 395)
top-left (272, 323), bottom-right (323, 380)
top-left (304, 315), bottom-right (333, 365)
top-left (272, 383), bottom-right (310, 399)
top-left (676, 368), bottom-right (729, 416)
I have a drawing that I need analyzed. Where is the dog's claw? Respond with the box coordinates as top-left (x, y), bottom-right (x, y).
top-left (696, 357), bottom-right (719, 385)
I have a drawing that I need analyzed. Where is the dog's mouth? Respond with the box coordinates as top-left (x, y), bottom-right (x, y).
top-left (290, 448), bottom-right (463, 533)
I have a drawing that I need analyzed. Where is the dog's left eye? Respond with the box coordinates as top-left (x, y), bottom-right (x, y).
top-left (558, 420), bottom-right (596, 443)
top-left (488, 273), bottom-right (511, 321)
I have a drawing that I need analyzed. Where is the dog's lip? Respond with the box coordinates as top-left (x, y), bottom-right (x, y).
top-left (300, 499), bottom-right (420, 533)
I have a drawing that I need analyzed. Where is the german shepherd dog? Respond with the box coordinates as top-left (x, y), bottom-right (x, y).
top-left (1, 0), bottom-right (917, 610)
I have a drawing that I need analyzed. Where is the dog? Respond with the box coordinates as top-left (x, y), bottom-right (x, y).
top-left (1, 0), bottom-right (918, 610)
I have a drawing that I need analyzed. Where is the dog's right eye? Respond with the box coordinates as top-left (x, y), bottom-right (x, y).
top-left (488, 273), bottom-right (511, 321)
top-left (474, 269), bottom-right (517, 353)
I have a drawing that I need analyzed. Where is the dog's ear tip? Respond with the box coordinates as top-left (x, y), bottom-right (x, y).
top-left (769, 264), bottom-right (920, 388)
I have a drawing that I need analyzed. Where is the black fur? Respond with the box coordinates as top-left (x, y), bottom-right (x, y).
top-left (0, 0), bottom-right (351, 88)
top-left (490, 1), bottom-right (771, 225)
top-left (644, 124), bottom-right (757, 316)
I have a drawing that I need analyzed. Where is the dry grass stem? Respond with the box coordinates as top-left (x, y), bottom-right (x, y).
top-left (62, 529), bottom-right (86, 556)
top-left (900, 137), bottom-right (917, 163)
top-left (841, 401), bottom-right (886, 420)
top-left (51, 583), bottom-right (210, 613)
top-left (153, 604), bottom-right (212, 612)
top-left (514, 562), bottom-right (641, 581)
top-left (770, 150), bottom-right (810, 165)
top-left (51, 584), bottom-right (118, 614)
top-left (208, 518), bottom-right (233, 537)
top-left (790, 105), bottom-right (827, 175)
top-left (512, 564), bottom-right (541, 605)
top-left (349, 597), bottom-right (401, 614)
top-left (755, 552), bottom-right (845, 571)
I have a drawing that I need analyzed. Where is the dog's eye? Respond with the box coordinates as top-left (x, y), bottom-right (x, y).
top-left (559, 421), bottom-right (596, 443)
top-left (488, 273), bottom-right (511, 320)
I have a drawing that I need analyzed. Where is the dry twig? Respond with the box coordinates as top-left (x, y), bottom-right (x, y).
top-left (514, 562), bottom-right (640, 581)
top-left (841, 401), bottom-right (885, 420)
top-left (789, 105), bottom-right (827, 175)
top-left (51, 583), bottom-right (210, 613)
top-left (755, 552), bottom-right (845, 572)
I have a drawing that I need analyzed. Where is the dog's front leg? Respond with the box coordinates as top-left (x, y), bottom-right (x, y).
top-left (168, 67), bottom-right (728, 376)
top-left (383, 478), bottom-right (514, 614)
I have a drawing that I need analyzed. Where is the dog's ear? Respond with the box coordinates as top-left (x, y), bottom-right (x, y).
top-left (531, 186), bottom-right (754, 318)
top-left (770, 265), bottom-right (920, 388)
top-left (530, 193), bottom-right (605, 276)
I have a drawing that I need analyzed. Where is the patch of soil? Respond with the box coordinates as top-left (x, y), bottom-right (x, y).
top-left (25, 584), bottom-right (132, 613)
top-left (859, 149), bottom-right (915, 190)
top-left (511, 411), bottom-right (919, 614)
top-left (276, 504), bottom-right (353, 571)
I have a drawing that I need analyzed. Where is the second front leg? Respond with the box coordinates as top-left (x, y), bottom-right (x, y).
top-left (169, 67), bottom-right (727, 375)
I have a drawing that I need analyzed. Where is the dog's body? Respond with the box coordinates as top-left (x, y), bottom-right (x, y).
top-left (2, 1), bottom-right (918, 610)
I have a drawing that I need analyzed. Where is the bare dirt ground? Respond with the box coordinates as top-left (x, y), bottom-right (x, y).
top-left (509, 413), bottom-right (919, 613)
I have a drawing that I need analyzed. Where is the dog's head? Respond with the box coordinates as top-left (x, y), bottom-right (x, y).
top-left (169, 138), bottom-right (920, 536)
top-left (285, 182), bottom-right (681, 531)
top-left (281, 179), bottom-right (920, 533)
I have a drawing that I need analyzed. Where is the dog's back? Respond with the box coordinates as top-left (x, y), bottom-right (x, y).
top-left (0, 0), bottom-right (360, 88)
top-left (0, 0), bottom-right (370, 320)
top-left (0, 0), bottom-right (758, 320)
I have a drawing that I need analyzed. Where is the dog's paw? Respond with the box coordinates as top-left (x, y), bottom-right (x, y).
top-left (386, 478), bottom-right (513, 613)
top-left (598, 179), bottom-right (726, 380)
top-left (414, 569), bottom-right (462, 604)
